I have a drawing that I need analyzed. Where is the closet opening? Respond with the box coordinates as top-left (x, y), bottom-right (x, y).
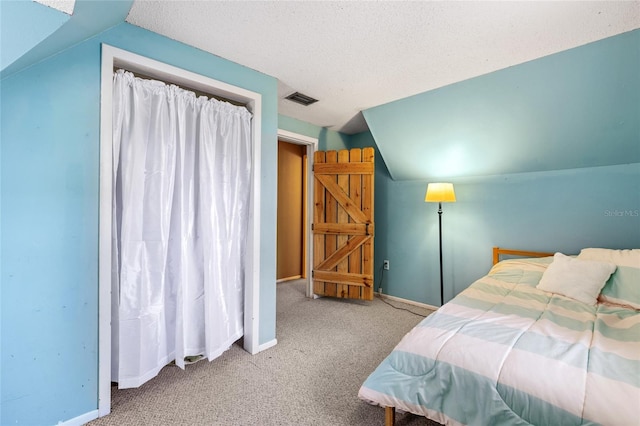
top-left (115, 68), bottom-right (247, 107)
top-left (99, 44), bottom-right (262, 417)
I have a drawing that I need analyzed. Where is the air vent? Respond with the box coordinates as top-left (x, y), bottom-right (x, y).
top-left (285, 91), bottom-right (318, 106)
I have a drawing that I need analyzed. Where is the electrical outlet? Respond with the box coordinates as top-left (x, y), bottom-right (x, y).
top-left (383, 260), bottom-right (390, 270)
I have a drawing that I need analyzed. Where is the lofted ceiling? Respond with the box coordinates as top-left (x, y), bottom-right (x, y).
top-left (35, 1), bottom-right (639, 135)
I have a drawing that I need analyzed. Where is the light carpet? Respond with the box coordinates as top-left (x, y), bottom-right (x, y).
top-left (89, 280), bottom-right (439, 426)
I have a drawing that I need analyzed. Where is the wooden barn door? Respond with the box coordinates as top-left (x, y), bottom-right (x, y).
top-left (312, 147), bottom-right (374, 301)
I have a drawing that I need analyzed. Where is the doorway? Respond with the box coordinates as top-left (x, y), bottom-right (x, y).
top-left (99, 45), bottom-right (263, 417)
top-left (276, 130), bottom-right (318, 297)
top-left (277, 140), bottom-right (306, 281)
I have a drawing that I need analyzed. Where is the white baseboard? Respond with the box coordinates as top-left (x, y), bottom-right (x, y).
top-left (258, 338), bottom-right (277, 352)
top-left (379, 293), bottom-right (439, 311)
top-left (57, 409), bottom-right (98, 426)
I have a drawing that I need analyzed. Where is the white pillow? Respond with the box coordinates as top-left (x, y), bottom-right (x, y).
top-left (578, 248), bottom-right (640, 268)
top-left (537, 252), bottom-right (617, 305)
top-left (577, 248), bottom-right (640, 309)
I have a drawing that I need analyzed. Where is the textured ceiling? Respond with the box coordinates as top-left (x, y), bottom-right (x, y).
top-left (34, 0), bottom-right (75, 15)
top-left (33, 1), bottom-right (640, 134)
top-left (124, 1), bottom-right (640, 134)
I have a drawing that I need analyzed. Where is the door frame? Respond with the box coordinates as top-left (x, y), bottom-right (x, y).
top-left (277, 129), bottom-right (317, 298)
top-left (99, 45), bottom-right (262, 417)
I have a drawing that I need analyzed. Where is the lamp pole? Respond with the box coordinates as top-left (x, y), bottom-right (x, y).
top-left (425, 182), bottom-right (455, 308)
top-left (437, 202), bottom-right (444, 306)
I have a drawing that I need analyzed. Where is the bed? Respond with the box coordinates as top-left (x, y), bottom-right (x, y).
top-left (359, 247), bottom-right (640, 426)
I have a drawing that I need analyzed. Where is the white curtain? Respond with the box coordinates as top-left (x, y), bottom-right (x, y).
top-left (111, 70), bottom-right (252, 389)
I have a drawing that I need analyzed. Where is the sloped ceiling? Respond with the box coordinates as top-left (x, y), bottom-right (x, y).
top-left (364, 29), bottom-right (640, 180)
top-left (2, 0), bottom-right (132, 77)
top-left (1, 1), bottom-right (69, 70)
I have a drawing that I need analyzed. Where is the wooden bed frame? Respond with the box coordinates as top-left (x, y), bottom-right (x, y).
top-left (492, 247), bottom-right (554, 265)
top-left (383, 247), bottom-right (555, 426)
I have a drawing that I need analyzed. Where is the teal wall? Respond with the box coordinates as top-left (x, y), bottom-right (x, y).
top-left (1, 22), bottom-right (278, 425)
top-left (1, 3), bottom-right (639, 425)
top-left (278, 114), bottom-right (350, 150)
top-left (349, 132), bottom-right (392, 294)
top-left (364, 29), bottom-right (640, 181)
top-left (2, 39), bottom-right (101, 425)
top-left (284, 120), bottom-right (639, 310)
top-left (365, 155), bottom-right (640, 305)
top-left (359, 29), bottom-right (640, 306)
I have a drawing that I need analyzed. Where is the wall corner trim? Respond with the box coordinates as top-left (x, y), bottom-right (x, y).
top-left (56, 410), bottom-right (99, 426)
top-left (379, 294), bottom-right (439, 312)
top-left (258, 339), bottom-right (278, 352)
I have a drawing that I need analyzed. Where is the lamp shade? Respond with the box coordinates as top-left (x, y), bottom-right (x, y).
top-left (425, 183), bottom-right (456, 203)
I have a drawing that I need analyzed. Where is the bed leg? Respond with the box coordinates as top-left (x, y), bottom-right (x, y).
top-left (384, 406), bottom-right (395, 426)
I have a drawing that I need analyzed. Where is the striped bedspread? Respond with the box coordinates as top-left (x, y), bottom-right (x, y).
top-left (358, 258), bottom-right (640, 425)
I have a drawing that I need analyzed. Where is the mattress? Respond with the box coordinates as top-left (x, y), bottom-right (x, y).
top-left (358, 257), bottom-right (640, 425)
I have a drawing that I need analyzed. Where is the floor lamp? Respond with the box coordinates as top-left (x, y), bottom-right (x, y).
top-left (425, 183), bottom-right (456, 306)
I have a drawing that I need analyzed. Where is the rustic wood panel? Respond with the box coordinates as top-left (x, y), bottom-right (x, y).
top-left (314, 175), bottom-right (369, 223)
top-left (324, 150), bottom-right (338, 297)
top-left (336, 150), bottom-right (350, 297)
top-left (361, 147), bottom-right (375, 300)
top-left (313, 151), bottom-right (326, 296)
top-left (313, 162), bottom-right (373, 175)
top-left (313, 223), bottom-right (370, 235)
top-left (312, 147), bottom-right (375, 301)
top-left (349, 148), bottom-right (363, 299)
top-left (313, 270), bottom-right (373, 288)
top-left (314, 235), bottom-right (369, 272)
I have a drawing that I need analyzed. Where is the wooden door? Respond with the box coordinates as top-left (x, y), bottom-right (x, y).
top-left (277, 141), bottom-right (307, 281)
top-left (312, 147), bottom-right (374, 301)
